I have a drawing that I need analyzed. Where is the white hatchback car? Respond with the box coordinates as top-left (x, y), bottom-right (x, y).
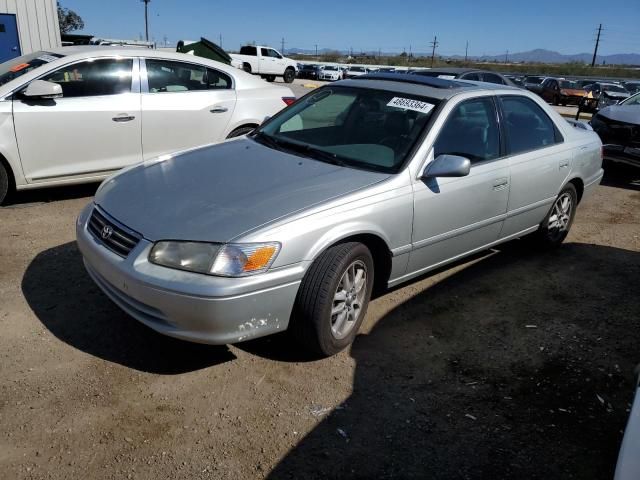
top-left (0, 46), bottom-right (295, 203)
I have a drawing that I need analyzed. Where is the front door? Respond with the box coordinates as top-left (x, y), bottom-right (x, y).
top-left (408, 96), bottom-right (510, 275)
top-left (13, 57), bottom-right (142, 183)
top-left (0, 14), bottom-right (20, 63)
top-left (141, 58), bottom-right (235, 159)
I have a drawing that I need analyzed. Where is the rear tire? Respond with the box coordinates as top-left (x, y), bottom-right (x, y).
top-left (530, 183), bottom-right (577, 249)
top-left (283, 67), bottom-right (295, 84)
top-left (0, 162), bottom-right (9, 205)
top-left (265, 75), bottom-right (276, 82)
top-left (226, 126), bottom-right (256, 139)
top-left (290, 242), bottom-right (374, 357)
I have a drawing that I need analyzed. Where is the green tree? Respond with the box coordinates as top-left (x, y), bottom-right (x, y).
top-left (57, 2), bottom-right (84, 34)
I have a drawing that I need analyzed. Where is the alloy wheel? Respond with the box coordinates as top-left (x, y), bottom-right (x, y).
top-left (330, 260), bottom-right (367, 340)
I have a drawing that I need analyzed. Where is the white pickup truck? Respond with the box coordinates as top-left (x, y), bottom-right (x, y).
top-left (231, 46), bottom-right (297, 83)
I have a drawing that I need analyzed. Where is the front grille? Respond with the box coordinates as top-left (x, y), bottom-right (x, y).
top-left (88, 207), bottom-right (141, 257)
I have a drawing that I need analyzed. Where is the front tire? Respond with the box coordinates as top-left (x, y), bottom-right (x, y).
top-left (283, 67), bottom-right (295, 83)
top-left (226, 126), bottom-right (256, 139)
top-left (531, 183), bottom-right (577, 248)
top-left (243, 63), bottom-right (252, 74)
top-left (0, 162), bottom-right (9, 205)
top-left (291, 242), bottom-right (374, 357)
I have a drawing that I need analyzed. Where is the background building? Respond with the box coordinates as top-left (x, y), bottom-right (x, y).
top-left (0, 0), bottom-right (61, 62)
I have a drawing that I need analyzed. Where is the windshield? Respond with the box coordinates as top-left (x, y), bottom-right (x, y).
top-left (559, 80), bottom-right (575, 89)
top-left (602, 84), bottom-right (628, 93)
top-left (620, 92), bottom-right (640, 105)
top-left (324, 66), bottom-right (338, 71)
top-left (524, 76), bottom-right (543, 84)
top-left (351, 67), bottom-right (365, 72)
top-left (252, 86), bottom-right (439, 173)
top-left (0, 51), bottom-right (64, 87)
top-left (302, 65), bottom-right (316, 70)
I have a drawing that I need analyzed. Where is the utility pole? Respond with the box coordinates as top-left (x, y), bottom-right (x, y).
top-left (505, 50), bottom-right (509, 63)
top-left (315, 44), bottom-right (318, 57)
top-left (219, 33), bottom-right (222, 48)
top-left (141, 0), bottom-right (151, 42)
top-left (464, 41), bottom-right (468, 63)
top-left (281, 37), bottom-right (285, 55)
top-left (429, 36), bottom-right (438, 67)
top-left (591, 23), bottom-right (602, 67)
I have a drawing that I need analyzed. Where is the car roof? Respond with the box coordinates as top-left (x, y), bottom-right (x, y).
top-left (339, 73), bottom-right (519, 100)
top-left (421, 67), bottom-right (480, 74)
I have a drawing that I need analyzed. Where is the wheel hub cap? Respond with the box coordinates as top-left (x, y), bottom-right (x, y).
top-left (330, 260), bottom-right (367, 340)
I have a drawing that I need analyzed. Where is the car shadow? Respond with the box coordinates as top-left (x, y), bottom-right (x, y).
top-left (602, 162), bottom-right (640, 191)
top-left (268, 242), bottom-right (640, 479)
top-left (21, 242), bottom-right (235, 374)
top-left (2, 182), bottom-right (100, 208)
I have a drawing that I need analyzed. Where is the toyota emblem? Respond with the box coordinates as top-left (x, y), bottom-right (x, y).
top-left (101, 225), bottom-right (113, 240)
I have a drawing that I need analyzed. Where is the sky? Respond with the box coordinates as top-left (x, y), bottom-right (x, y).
top-left (60, 0), bottom-right (640, 57)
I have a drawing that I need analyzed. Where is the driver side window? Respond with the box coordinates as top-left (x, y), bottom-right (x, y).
top-left (434, 98), bottom-right (500, 163)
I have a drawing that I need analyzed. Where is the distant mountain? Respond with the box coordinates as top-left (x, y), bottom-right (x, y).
top-left (286, 47), bottom-right (640, 66)
top-left (447, 49), bottom-right (640, 65)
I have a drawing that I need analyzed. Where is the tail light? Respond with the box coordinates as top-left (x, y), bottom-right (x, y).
top-left (282, 97), bottom-right (296, 106)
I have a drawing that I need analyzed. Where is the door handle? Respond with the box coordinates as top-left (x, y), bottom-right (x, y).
top-left (210, 106), bottom-right (228, 113)
top-left (493, 178), bottom-right (509, 191)
top-left (559, 161), bottom-right (570, 169)
top-left (112, 115), bottom-right (135, 122)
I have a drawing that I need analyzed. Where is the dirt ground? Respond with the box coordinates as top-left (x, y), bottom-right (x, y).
top-left (1, 164), bottom-right (639, 480)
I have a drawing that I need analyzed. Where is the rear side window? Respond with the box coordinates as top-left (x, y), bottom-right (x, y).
top-left (500, 96), bottom-right (561, 155)
top-left (206, 68), bottom-right (232, 89)
top-left (42, 58), bottom-right (133, 97)
top-left (434, 97), bottom-right (500, 163)
top-left (482, 73), bottom-right (505, 85)
top-left (239, 46), bottom-right (257, 56)
top-left (146, 60), bottom-right (231, 92)
top-left (461, 72), bottom-right (481, 81)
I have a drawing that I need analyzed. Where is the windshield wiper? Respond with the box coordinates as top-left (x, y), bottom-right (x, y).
top-left (253, 132), bottom-right (347, 167)
top-left (252, 131), bottom-right (284, 151)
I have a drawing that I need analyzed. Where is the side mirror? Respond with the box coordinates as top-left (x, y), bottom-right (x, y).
top-left (422, 154), bottom-right (471, 179)
top-left (22, 80), bottom-right (62, 99)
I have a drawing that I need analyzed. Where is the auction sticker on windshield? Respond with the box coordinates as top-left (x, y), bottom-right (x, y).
top-left (387, 97), bottom-right (435, 114)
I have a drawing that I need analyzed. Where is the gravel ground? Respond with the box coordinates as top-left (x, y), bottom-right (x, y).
top-left (0, 162), bottom-right (639, 479)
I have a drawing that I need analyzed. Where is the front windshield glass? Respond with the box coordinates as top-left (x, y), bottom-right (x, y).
top-left (621, 92), bottom-right (640, 106)
top-left (324, 66), bottom-right (338, 71)
top-left (0, 51), bottom-right (64, 87)
top-left (351, 67), bottom-right (365, 72)
top-left (525, 76), bottom-right (543, 84)
top-left (559, 80), bottom-right (575, 89)
top-left (253, 86), bottom-right (439, 173)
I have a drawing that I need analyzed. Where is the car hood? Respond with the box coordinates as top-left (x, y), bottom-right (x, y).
top-left (561, 88), bottom-right (586, 96)
top-left (95, 138), bottom-right (390, 243)
top-left (598, 105), bottom-right (640, 125)
top-left (602, 91), bottom-right (630, 100)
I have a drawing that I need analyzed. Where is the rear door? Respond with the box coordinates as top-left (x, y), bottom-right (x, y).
top-left (260, 48), bottom-right (277, 74)
top-left (140, 58), bottom-right (236, 159)
top-left (13, 57), bottom-right (142, 182)
top-left (498, 95), bottom-right (571, 237)
top-left (408, 96), bottom-right (510, 274)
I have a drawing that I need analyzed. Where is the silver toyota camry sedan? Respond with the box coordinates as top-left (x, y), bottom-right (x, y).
top-left (76, 73), bottom-right (604, 356)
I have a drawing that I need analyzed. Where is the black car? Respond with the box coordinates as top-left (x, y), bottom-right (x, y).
top-left (522, 75), bottom-right (546, 94)
top-left (409, 67), bottom-right (517, 87)
top-left (590, 92), bottom-right (640, 168)
top-left (577, 82), bottom-right (630, 115)
top-left (297, 64), bottom-right (322, 80)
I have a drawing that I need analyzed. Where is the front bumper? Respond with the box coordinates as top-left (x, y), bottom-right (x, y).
top-left (603, 144), bottom-right (640, 167)
top-left (76, 204), bottom-right (303, 345)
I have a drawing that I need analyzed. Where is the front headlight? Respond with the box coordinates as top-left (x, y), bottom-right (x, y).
top-left (149, 241), bottom-right (280, 277)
